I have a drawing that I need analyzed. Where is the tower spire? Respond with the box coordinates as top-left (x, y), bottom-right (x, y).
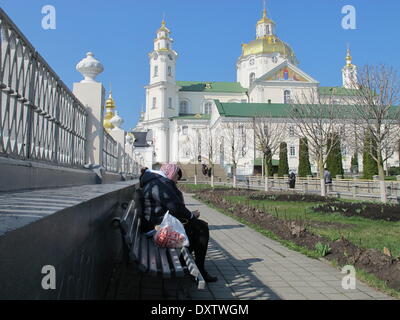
top-left (263, 0), bottom-right (267, 17)
top-left (346, 43), bottom-right (352, 65)
top-left (342, 44), bottom-right (358, 89)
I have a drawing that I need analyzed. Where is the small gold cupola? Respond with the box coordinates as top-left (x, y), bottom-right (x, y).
top-left (345, 47), bottom-right (353, 66)
top-left (103, 90), bottom-right (116, 131)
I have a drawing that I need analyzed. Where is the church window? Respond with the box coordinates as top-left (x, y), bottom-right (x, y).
top-left (290, 145), bottom-right (296, 157)
top-left (266, 25), bottom-right (270, 35)
top-left (204, 102), bottom-right (212, 115)
top-left (182, 126), bottom-right (188, 135)
top-left (152, 97), bottom-right (157, 109)
top-left (166, 43), bottom-right (170, 50)
top-left (168, 97), bottom-right (172, 108)
top-left (153, 65), bottom-right (158, 77)
top-left (180, 101), bottom-right (188, 114)
top-left (250, 59), bottom-right (255, 65)
top-left (284, 90), bottom-right (291, 104)
top-left (249, 72), bottom-right (255, 85)
top-left (168, 66), bottom-right (172, 76)
top-left (272, 56), bottom-right (278, 63)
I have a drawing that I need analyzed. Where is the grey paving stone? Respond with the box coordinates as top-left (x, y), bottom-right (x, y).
top-left (179, 194), bottom-right (393, 301)
top-left (303, 293), bottom-right (330, 300)
top-left (343, 292), bottom-right (375, 300)
top-left (324, 293), bottom-right (349, 300)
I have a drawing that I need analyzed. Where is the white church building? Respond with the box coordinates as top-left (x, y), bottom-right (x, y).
top-left (133, 8), bottom-right (370, 176)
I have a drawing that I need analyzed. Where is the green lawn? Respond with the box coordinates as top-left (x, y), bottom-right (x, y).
top-left (223, 195), bottom-right (400, 258)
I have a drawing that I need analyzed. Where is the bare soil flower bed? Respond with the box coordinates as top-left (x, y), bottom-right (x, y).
top-left (311, 202), bottom-right (400, 222)
top-left (189, 188), bottom-right (400, 293)
top-left (249, 193), bottom-right (337, 203)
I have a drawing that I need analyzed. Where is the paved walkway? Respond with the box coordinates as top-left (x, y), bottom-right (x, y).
top-left (184, 193), bottom-right (393, 300)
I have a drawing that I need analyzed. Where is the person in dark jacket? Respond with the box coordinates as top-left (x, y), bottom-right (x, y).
top-left (289, 171), bottom-right (296, 189)
top-left (139, 164), bottom-right (218, 283)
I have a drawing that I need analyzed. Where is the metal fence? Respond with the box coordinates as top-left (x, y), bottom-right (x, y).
top-left (0, 8), bottom-right (88, 167)
top-left (183, 175), bottom-right (400, 203)
top-left (103, 130), bottom-right (118, 173)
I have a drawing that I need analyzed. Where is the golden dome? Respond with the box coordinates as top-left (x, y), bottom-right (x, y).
top-left (242, 37), bottom-right (296, 60)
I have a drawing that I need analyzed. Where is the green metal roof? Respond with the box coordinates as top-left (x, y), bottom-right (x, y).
top-left (214, 100), bottom-right (291, 118)
top-left (318, 86), bottom-right (359, 96)
top-left (214, 100), bottom-right (400, 119)
top-left (176, 81), bottom-right (247, 93)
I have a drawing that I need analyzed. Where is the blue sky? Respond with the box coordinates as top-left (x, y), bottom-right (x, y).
top-left (1, 0), bottom-right (399, 130)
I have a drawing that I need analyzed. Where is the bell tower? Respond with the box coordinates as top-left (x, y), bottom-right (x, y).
top-left (145, 18), bottom-right (179, 121)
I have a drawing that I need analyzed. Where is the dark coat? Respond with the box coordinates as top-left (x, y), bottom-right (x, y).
top-left (140, 170), bottom-right (194, 229)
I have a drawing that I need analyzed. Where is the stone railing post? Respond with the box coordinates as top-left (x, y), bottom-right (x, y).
top-left (73, 52), bottom-right (105, 167)
top-left (352, 185), bottom-right (358, 198)
top-left (303, 182), bottom-right (308, 193)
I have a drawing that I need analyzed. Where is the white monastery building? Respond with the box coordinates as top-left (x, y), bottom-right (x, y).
top-left (132, 8), bottom-right (397, 176)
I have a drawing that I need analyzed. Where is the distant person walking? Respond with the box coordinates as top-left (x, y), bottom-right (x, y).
top-left (324, 168), bottom-right (332, 192)
top-left (289, 170), bottom-right (296, 189)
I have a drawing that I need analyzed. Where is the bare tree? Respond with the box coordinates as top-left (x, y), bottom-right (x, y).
top-left (182, 128), bottom-right (203, 184)
top-left (289, 89), bottom-right (345, 196)
top-left (252, 113), bottom-right (287, 191)
top-left (346, 65), bottom-right (400, 203)
top-left (203, 126), bottom-right (221, 188)
top-left (221, 120), bottom-right (247, 187)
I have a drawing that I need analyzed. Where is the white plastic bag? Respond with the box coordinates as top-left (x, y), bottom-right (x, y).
top-left (154, 211), bottom-right (190, 248)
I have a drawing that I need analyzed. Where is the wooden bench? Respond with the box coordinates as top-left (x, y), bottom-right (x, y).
top-left (112, 189), bottom-right (205, 292)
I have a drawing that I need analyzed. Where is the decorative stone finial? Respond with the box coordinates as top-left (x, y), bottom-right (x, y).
top-left (76, 52), bottom-right (104, 83)
top-left (125, 133), bottom-right (134, 144)
top-left (110, 111), bottom-right (124, 129)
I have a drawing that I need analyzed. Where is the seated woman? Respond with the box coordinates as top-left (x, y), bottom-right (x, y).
top-left (139, 164), bottom-right (218, 283)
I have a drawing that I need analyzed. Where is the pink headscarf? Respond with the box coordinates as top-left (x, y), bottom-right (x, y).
top-left (160, 163), bottom-right (181, 180)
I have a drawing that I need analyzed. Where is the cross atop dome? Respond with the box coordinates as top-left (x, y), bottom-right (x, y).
top-left (256, 2), bottom-right (275, 39)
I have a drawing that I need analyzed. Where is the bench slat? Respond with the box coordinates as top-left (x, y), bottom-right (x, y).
top-left (158, 247), bottom-right (171, 279)
top-left (125, 201), bottom-right (136, 245)
top-left (130, 208), bottom-right (142, 262)
top-left (139, 233), bottom-right (148, 272)
top-left (182, 247), bottom-right (205, 289)
top-left (168, 248), bottom-right (184, 278)
top-left (148, 238), bottom-right (158, 276)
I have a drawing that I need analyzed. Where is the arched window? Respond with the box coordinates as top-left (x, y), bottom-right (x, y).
top-left (167, 66), bottom-right (172, 76)
top-left (249, 72), bottom-right (255, 85)
top-left (204, 101), bottom-right (212, 114)
top-left (179, 101), bottom-right (188, 114)
top-left (153, 65), bottom-right (158, 77)
top-left (284, 90), bottom-right (291, 103)
top-left (152, 97), bottom-right (157, 109)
